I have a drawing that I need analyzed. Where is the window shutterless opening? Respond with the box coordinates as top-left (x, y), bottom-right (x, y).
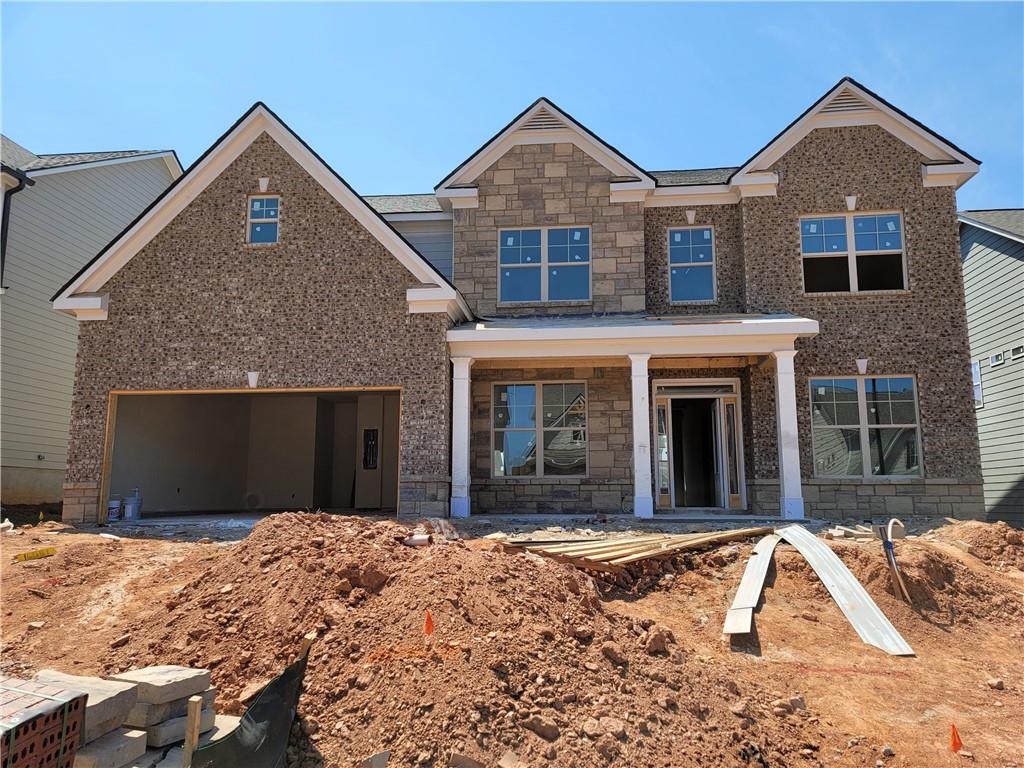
top-left (248, 195), bottom-right (280, 244)
top-left (498, 227), bottom-right (591, 303)
top-left (491, 381), bottom-right (588, 477)
top-left (800, 212), bottom-right (906, 293)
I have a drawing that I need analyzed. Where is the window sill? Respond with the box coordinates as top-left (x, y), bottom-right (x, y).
top-left (803, 289), bottom-right (911, 297)
top-left (669, 299), bottom-right (719, 306)
top-left (487, 475), bottom-right (591, 482)
top-left (808, 475), bottom-right (924, 483)
top-left (497, 300), bottom-right (593, 307)
top-left (244, 243), bottom-right (281, 249)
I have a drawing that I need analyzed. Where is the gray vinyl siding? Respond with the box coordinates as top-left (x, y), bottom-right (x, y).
top-left (960, 223), bottom-right (1024, 524)
top-left (1, 158), bottom-right (175, 477)
top-left (389, 219), bottom-right (453, 281)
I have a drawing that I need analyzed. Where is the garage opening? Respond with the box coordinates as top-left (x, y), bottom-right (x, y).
top-left (106, 390), bottom-right (400, 515)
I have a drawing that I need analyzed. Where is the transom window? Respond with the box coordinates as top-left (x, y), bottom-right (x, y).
top-left (810, 376), bottom-right (921, 478)
top-left (800, 212), bottom-right (905, 293)
top-left (248, 196), bottom-right (280, 244)
top-left (669, 227), bottom-right (716, 302)
top-left (492, 382), bottom-right (587, 477)
top-left (499, 227), bottom-right (590, 303)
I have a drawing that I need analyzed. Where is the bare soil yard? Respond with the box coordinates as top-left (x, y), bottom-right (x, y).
top-left (1, 514), bottom-right (1021, 767)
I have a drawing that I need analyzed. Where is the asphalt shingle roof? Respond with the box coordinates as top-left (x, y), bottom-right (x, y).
top-left (960, 209), bottom-right (1024, 240)
top-left (363, 193), bottom-right (444, 214)
top-left (2, 135), bottom-right (170, 173)
top-left (650, 167), bottom-right (738, 186)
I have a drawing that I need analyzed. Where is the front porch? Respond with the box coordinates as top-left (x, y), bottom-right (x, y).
top-left (446, 313), bottom-right (819, 519)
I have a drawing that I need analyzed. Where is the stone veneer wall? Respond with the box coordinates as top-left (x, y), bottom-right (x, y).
top-left (63, 133), bottom-right (453, 522)
top-left (643, 204), bottom-right (746, 314)
top-left (739, 125), bottom-right (983, 519)
top-left (469, 366), bottom-right (634, 513)
top-left (453, 143), bottom-right (646, 317)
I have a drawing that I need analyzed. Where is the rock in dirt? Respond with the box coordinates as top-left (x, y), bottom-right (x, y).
top-left (600, 641), bottom-right (628, 666)
top-left (110, 633), bottom-right (131, 648)
top-left (986, 677), bottom-right (1005, 690)
top-left (522, 714), bottom-right (560, 741)
top-left (27, 621), bottom-right (45, 630)
top-left (599, 716), bottom-right (626, 740)
top-left (359, 751), bottom-right (390, 768)
top-left (643, 625), bottom-right (674, 655)
top-left (882, 745), bottom-right (896, 757)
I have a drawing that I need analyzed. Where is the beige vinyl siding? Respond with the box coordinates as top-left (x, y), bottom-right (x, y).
top-left (960, 224), bottom-right (1024, 523)
top-left (390, 219), bottom-right (453, 280)
top-left (1, 158), bottom-right (175, 482)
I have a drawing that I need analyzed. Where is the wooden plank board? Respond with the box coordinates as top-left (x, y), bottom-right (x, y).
top-left (610, 527), bottom-right (774, 566)
top-left (723, 607), bottom-right (753, 635)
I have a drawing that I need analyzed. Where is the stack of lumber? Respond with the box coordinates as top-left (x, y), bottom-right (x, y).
top-left (503, 527), bottom-right (773, 573)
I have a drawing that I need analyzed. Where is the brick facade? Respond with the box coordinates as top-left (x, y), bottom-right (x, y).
top-left (740, 125), bottom-right (983, 518)
top-left (453, 143), bottom-right (646, 317)
top-left (644, 204), bottom-right (746, 314)
top-left (64, 133), bottom-right (453, 522)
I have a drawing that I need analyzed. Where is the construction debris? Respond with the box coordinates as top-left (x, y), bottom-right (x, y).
top-left (12, 547), bottom-right (56, 563)
top-left (723, 533), bottom-right (781, 635)
top-left (0, 676), bottom-right (87, 768)
top-left (502, 527), bottom-right (773, 573)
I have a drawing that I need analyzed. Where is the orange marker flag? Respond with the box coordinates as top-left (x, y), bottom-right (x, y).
top-left (424, 609), bottom-right (435, 637)
top-left (950, 723), bottom-right (963, 753)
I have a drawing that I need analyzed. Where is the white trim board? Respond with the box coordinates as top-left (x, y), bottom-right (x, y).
top-left (53, 103), bottom-right (469, 321)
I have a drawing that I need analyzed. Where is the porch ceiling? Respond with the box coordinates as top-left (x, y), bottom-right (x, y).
top-left (447, 312), bottom-right (819, 360)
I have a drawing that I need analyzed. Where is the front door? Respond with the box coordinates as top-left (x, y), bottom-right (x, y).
top-left (653, 380), bottom-right (746, 511)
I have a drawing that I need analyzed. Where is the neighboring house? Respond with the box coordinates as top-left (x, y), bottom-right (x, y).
top-left (1, 137), bottom-right (181, 503)
top-left (958, 210), bottom-right (1024, 524)
top-left (51, 77), bottom-right (985, 525)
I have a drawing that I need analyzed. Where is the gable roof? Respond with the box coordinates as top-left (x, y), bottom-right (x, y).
top-left (2, 134), bottom-right (181, 177)
top-left (53, 103), bottom-right (469, 320)
top-left (729, 76), bottom-right (979, 186)
top-left (959, 209), bottom-right (1024, 243)
top-left (435, 97), bottom-right (655, 192)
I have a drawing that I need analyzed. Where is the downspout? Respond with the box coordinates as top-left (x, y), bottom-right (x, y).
top-left (1, 165), bottom-right (34, 290)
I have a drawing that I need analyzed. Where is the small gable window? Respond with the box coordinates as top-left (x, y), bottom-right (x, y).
top-left (669, 227), bottom-right (716, 302)
top-left (248, 196), bottom-right (280, 244)
top-left (800, 212), bottom-right (905, 293)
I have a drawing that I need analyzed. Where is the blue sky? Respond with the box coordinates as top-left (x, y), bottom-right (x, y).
top-left (2, 2), bottom-right (1021, 209)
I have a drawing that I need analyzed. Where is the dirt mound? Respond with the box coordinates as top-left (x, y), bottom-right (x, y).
top-left (933, 520), bottom-right (1024, 571)
top-left (99, 513), bottom-right (828, 767)
top-left (764, 539), bottom-right (1023, 627)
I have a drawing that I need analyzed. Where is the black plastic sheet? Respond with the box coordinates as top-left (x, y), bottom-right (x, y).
top-left (189, 643), bottom-right (311, 768)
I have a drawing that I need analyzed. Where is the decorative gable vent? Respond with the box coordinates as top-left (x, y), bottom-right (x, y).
top-left (521, 107), bottom-right (566, 131)
top-left (821, 88), bottom-right (874, 114)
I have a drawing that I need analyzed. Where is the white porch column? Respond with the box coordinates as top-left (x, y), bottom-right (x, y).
top-left (450, 356), bottom-right (473, 518)
top-left (629, 353), bottom-right (654, 519)
top-left (772, 350), bottom-right (804, 519)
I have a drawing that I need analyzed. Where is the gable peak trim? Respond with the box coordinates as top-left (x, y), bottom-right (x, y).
top-left (53, 101), bottom-right (468, 320)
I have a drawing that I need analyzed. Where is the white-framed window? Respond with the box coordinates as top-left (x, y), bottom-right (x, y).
top-left (248, 196), bottom-right (280, 244)
top-left (668, 226), bottom-right (716, 302)
top-left (990, 352), bottom-right (1005, 367)
top-left (800, 212), bottom-right (905, 293)
top-left (810, 375), bottom-right (922, 478)
top-left (971, 361), bottom-right (983, 408)
top-left (492, 382), bottom-right (587, 477)
top-left (499, 227), bottom-right (590, 303)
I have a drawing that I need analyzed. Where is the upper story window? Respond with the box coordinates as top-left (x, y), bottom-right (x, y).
top-left (669, 226), bottom-right (716, 302)
top-left (810, 375), bottom-right (921, 478)
top-left (800, 212), bottom-right (905, 293)
top-left (499, 227), bottom-right (590, 303)
top-left (248, 196), bottom-right (280, 244)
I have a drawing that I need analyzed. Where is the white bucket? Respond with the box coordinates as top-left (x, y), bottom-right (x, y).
top-left (106, 499), bottom-right (122, 521)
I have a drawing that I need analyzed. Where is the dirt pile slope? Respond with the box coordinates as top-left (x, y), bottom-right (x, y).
top-left (931, 520), bottom-right (1024, 571)
top-left (100, 513), bottom-right (827, 767)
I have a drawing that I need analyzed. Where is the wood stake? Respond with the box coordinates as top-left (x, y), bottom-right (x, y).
top-left (182, 695), bottom-right (203, 767)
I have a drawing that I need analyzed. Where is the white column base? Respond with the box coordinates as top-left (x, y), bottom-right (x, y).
top-left (633, 496), bottom-right (654, 519)
top-left (450, 496), bottom-right (471, 519)
top-left (781, 497), bottom-right (804, 520)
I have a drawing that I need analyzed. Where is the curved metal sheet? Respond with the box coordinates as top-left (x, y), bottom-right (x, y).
top-left (723, 533), bottom-right (781, 635)
top-left (776, 524), bottom-right (914, 656)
